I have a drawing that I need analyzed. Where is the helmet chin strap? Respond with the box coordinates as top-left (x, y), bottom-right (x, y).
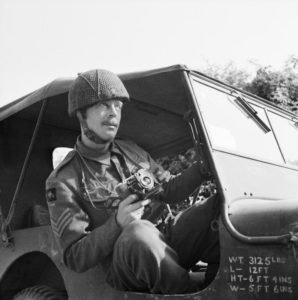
top-left (78, 113), bottom-right (112, 145)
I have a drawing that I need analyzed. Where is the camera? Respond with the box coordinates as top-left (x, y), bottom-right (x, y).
top-left (116, 169), bottom-right (164, 200)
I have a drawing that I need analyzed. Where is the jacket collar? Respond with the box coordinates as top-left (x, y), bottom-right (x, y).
top-left (75, 136), bottom-right (122, 165)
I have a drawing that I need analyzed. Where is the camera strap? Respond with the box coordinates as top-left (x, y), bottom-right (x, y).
top-left (110, 153), bottom-right (131, 181)
top-left (114, 141), bottom-right (147, 172)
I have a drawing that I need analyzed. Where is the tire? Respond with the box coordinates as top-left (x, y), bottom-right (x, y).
top-left (13, 285), bottom-right (67, 300)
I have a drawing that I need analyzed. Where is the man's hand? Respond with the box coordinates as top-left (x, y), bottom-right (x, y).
top-left (116, 194), bottom-right (151, 228)
top-left (154, 169), bottom-right (172, 183)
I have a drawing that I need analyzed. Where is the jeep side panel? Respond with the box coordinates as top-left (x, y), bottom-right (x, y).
top-left (190, 74), bottom-right (298, 299)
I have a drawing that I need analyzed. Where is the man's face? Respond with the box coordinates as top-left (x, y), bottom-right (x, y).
top-left (84, 99), bottom-right (123, 142)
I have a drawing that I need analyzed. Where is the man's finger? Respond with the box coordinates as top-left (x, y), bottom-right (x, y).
top-left (128, 199), bottom-right (151, 212)
top-left (155, 170), bottom-right (171, 182)
top-left (131, 207), bottom-right (144, 219)
top-left (121, 194), bottom-right (139, 206)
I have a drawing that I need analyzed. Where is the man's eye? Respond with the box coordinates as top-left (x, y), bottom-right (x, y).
top-left (99, 102), bottom-right (108, 108)
top-left (115, 103), bottom-right (123, 110)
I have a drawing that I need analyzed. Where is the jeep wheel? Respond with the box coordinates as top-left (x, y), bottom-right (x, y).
top-left (13, 285), bottom-right (67, 300)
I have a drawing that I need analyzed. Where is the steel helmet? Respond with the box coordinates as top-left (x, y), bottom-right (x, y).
top-left (68, 69), bottom-right (129, 116)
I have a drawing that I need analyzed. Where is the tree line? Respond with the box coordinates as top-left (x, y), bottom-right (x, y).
top-left (203, 55), bottom-right (298, 114)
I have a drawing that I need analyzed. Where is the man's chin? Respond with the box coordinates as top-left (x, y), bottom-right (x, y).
top-left (100, 134), bottom-right (117, 143)
top-left (84, 128), bottom-right (116, 145)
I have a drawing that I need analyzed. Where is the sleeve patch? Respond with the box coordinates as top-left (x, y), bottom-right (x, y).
top-left (50, 208), bottom-right (72, 238)
top-left (46, 188), bottom-right (57, 202)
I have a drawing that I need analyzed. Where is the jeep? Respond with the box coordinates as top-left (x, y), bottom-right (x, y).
top-left (0, 65), bottom-right (297, 299)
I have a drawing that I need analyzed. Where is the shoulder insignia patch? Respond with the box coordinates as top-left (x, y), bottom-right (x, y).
top-left (46, 188), bottom-right (57, 202)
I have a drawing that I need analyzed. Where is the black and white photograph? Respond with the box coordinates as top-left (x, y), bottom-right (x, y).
top-left (0, 0), bottom-right (297, 299)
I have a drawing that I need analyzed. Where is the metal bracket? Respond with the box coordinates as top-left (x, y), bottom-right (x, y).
top-left (290, 231), bottom-right (298, 245)
top-left (289, 230), bottom-right (298, 263)
top-left (289, 223), bottom-right (298, 246)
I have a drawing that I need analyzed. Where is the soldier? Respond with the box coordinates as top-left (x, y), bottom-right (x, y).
top-left (46, 69), bottom-right (219, 294)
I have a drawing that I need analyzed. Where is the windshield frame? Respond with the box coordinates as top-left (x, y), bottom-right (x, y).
top-left (267, 109), bottom-right (298, 168)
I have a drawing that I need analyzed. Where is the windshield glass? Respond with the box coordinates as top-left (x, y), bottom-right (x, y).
top-left (268, 112), bottom-right (298, 167)
top-left (192, 78), bottom-right (284, 164)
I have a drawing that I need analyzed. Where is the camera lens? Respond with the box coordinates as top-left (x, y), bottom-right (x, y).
top-left (142, 176), bottom-right (152, 186)
top-left (136, 169), bottom-right (154, 189)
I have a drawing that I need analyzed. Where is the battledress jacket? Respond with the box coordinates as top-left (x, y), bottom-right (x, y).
top-left (46, 138), bottom-right (204, 273)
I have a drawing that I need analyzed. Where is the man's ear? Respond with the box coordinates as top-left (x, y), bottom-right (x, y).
top-left (76, 111), bottom-right (85, 132)
top-left (76, 110), bottom-right (83, 121)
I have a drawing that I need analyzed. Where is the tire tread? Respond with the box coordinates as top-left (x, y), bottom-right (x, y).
top-left (13, 285), bottom-right (66, 300)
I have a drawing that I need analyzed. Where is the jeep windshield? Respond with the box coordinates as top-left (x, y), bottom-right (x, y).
top-left (191, 77), bottom-right (285, 165)
top-left (191, 76), bottom-right (298, 169)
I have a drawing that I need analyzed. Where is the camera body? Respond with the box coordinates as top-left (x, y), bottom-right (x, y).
top-left (116, 169), bottom-right (164, 200)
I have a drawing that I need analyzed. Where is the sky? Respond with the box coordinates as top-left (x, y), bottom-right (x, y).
top-left (0, 0), bottom-right (297, 107)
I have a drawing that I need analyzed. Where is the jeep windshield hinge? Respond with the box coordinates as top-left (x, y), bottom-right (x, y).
top-left (1, 98), bottom-right (48, 248)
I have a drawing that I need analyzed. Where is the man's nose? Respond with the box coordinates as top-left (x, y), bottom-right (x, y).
top-left (108, 104), bottom-right (118, 116)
